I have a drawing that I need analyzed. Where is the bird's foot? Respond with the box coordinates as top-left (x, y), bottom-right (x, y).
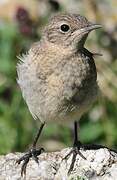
top-left (16, 147), bottom-right (44, 176)
top-left (63, 142), bottom-right (116, 175)
top-left (63, 141), bottom-right (86, 174)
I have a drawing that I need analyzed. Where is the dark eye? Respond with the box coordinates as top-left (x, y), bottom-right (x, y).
top-left (60, 24), bottom-right (70, 32)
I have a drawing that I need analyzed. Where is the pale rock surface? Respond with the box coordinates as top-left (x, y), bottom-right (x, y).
top-left (0, 147), bottom-right (117, 180)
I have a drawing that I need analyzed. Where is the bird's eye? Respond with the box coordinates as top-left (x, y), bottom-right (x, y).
top-left (60, 24), bottom-right (70, 32)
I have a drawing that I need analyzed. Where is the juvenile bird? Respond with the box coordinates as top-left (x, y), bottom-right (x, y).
top-left (17, 13), bottom-right (101, 175)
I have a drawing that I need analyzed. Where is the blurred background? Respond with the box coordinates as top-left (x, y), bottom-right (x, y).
top-left (0, 0), bottom-right (117, 154)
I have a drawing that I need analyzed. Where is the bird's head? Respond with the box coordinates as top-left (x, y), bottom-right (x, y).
top-left (43, 14), bottom-right (102, 51)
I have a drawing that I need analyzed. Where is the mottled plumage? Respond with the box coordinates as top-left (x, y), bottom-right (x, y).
top-left (17, 14), bottom-right (101, 124)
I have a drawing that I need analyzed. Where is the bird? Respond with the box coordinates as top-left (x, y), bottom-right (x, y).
top-left (16, 13), bottom-right (102, 175)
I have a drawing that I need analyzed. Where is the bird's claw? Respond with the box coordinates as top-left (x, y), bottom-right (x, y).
top-left (16, 147), bottom-right (44, 176)
top-left (62, 141), bottom-right (86, 174)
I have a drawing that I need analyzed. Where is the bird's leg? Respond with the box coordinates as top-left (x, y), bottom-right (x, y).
top-left (16, 122), bottom-right (45, 176)
top-left (63, 121), bottom-right (86, 174)
top-left (73, 121), bottom-right (86, 159)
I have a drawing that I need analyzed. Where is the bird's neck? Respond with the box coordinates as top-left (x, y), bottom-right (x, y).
top-left (41, 39), bottom-right (75, 57)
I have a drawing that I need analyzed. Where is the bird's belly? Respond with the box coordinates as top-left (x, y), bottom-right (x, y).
top-left (39, 85), bottom-right (98, 124)
top-left (17, 54), bottom-right (98, 124)
top-left (22, 74), bottom-right (98, 124)
top-left (54, 99), bottom-right (97, 124)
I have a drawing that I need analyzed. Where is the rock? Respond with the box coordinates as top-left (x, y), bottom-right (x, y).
top-left (0, 147), bottom-right (117, 180)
